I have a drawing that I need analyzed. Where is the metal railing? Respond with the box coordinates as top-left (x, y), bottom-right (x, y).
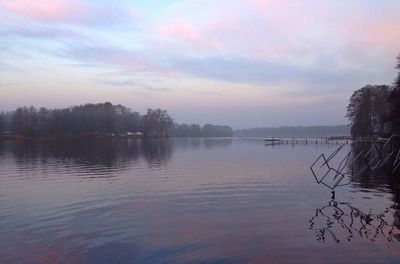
top-left (310, 135), bottom-right (400, 195)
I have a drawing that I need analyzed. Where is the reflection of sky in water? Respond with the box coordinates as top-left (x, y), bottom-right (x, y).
top-left (0, 139), bottom-right (400, 263)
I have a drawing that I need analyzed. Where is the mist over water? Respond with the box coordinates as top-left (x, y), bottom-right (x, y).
top-left (1, 138), bottom-right (400, 263)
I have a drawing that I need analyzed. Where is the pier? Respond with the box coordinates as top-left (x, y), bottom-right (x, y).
top-left (263, 137), bottom-right (351, 146)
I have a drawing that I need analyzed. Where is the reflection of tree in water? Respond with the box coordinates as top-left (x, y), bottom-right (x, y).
top-left (142, 139), bottom-right (173, 168)
top-left (350, 141), bottom-right (400, 201)
top-left (170, 138), bottom-right (201, 151)
top-left (4, 138), bottom-right (234, 172)
top-left (309, 200), bottom-right (400, 243)
top-left (0, 140), bottom-right (4, 167)
top-left (4, 138), bottom-right (174, 170)
top-left (0, 139), bottom-right (4, 156)
top-left (203, 138), bottom-right (233, 149)
top-left (350, 141), bottom-right (400, 185)
top-left (171, 138), bottom-right (233, 151)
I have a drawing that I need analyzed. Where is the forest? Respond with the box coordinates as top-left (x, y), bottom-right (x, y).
top-left (0, 103), bottom-right (233, 138)
top-left (347, 54), bottom-right (400, 137)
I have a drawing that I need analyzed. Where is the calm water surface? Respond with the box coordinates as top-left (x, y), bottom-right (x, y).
top-left (1, 138), bottom-right (400, 263)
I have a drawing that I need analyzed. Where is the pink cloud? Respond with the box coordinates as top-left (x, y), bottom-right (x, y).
top-left (341, 14), bottom-right (400, 50)
top-left (153, 0), bottom-right (327, 59)
top-left (158, 20), bottom-right (200, 41)
top-left (0, 0), bottom-right (133, 26)
top-left (155, 19), bottom-right (224, 53)
top-left (0, 0), bottom-right (87, 22)
top-left (154, 0), bottom-right (400, 61)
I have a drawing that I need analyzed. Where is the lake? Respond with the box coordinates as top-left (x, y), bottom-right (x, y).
top-left (1, 138), bottom-right (400, 263)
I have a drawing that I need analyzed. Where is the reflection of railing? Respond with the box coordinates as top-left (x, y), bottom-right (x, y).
top-left (309, 200), bottom-right (399, 243)
top-left (311, 135), bottom-right (400, 194)
top-left (394, 149), bottom-right (400, 173)
top-left (363, 135), bottom-right (396, 171)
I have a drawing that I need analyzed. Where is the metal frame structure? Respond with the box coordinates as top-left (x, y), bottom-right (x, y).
top-left (310, 135), bottom-right (400, 195)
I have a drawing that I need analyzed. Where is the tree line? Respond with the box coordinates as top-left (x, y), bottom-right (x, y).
top-left (0, 102), bottom-right (233, 138)
top-left (347, 54), bottom-right (400, 137)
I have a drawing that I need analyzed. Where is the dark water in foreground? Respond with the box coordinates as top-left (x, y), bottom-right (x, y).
top-left (1, 138), bottom-right (400, 264)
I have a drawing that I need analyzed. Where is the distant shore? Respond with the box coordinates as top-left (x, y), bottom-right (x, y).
top-left (0, 133), bottom-right (144, 140)
top-left (0, 134), bottom-right (236, 140)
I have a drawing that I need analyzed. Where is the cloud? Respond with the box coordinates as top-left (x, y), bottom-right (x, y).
top-left (155, 19), bottom-right (222, 52)
top-left (0, 0), bottom-right (134, 26)
top-left (60, 43), bottom-right (374, 95)
top-left (60, 46), bottom-right (151, 71)
top-left (1, 0), bottom-right (399, 127)
top-left (149, 0), bottom-right (400, 93)
top-left (154, 0), bottom-right (400, 59)
top-left (0, 0), bottom-right (84, 22)
top-left (96, 78), bottom-right (172, 93)
top-left (0, 25), bottom-right (84, 39)
top-left (169, 56), bottom-right (356, 86)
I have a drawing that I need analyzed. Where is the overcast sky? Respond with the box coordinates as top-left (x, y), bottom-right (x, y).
top-left (0, 0), bottom-right (399, 128)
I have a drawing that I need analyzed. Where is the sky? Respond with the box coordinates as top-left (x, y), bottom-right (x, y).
top-left (0, 0), bottom-right (399, 128)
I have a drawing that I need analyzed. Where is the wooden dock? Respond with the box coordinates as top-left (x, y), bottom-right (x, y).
top-left (263, 137), bottom-right (351, 146)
